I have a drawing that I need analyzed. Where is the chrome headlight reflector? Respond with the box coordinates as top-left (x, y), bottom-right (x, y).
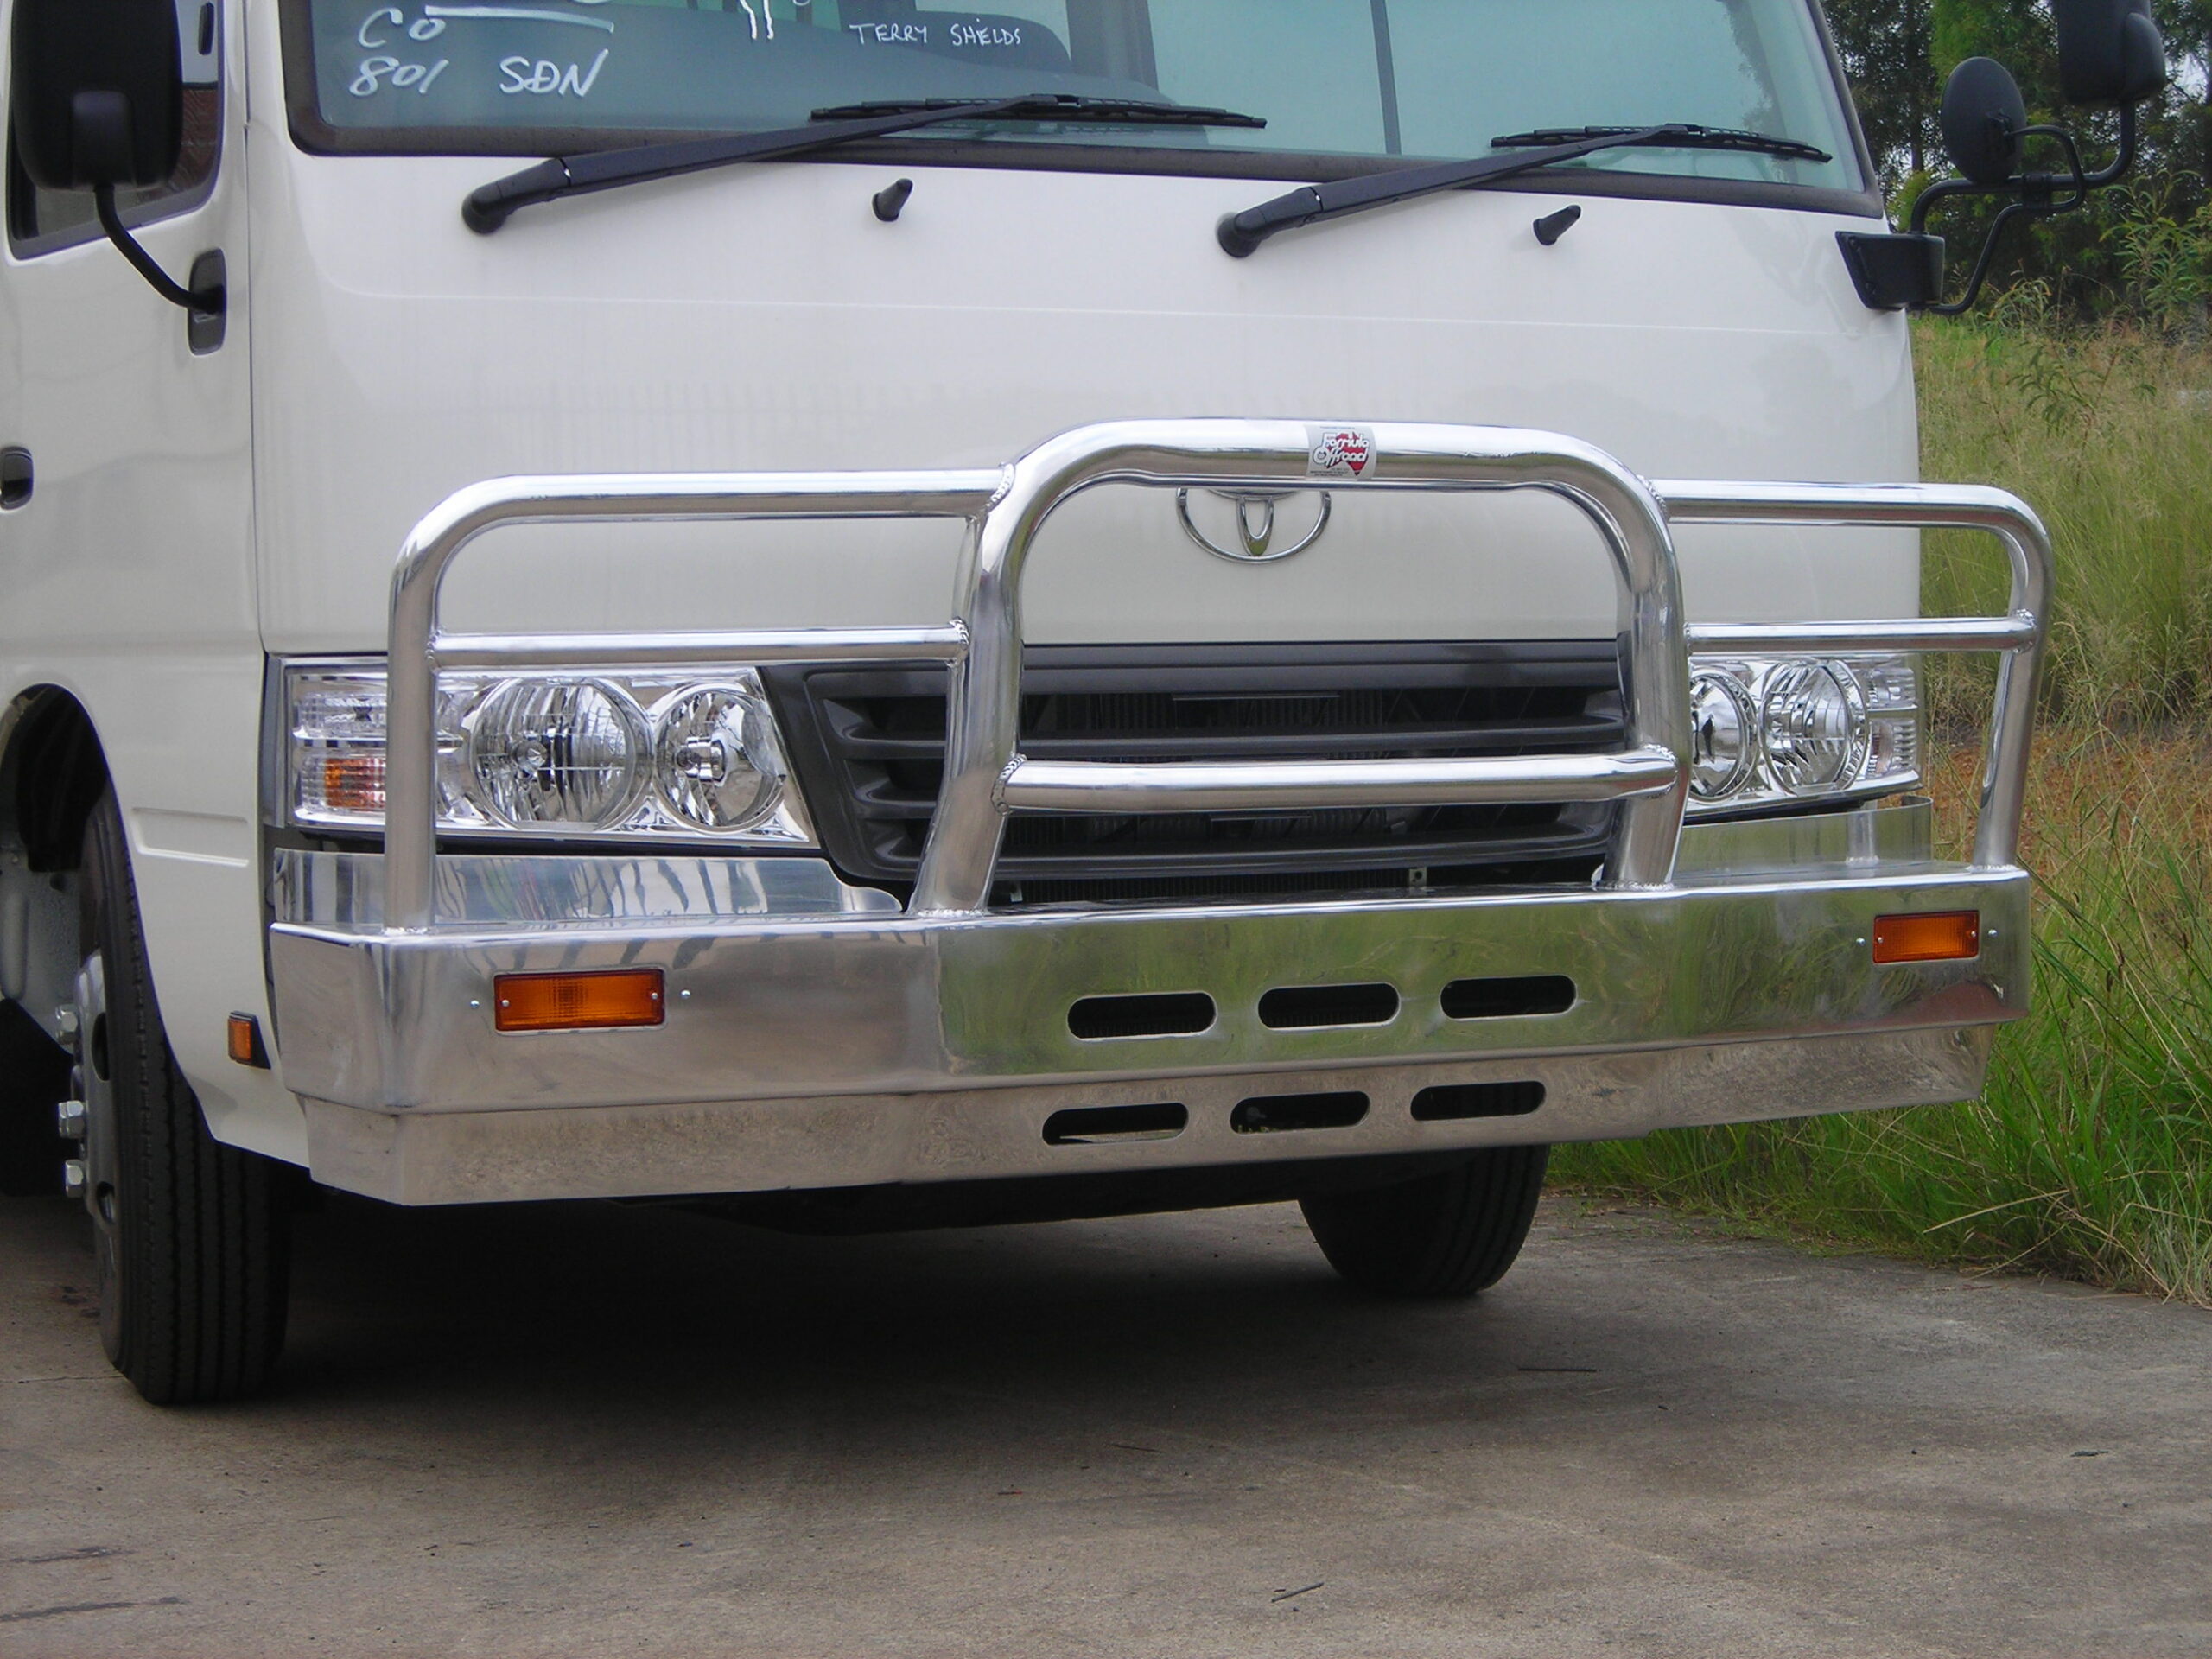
top-left (283, 664), bottom-right (813, 846)
top-left (469, 677), bottom-right (652, 830)
top-left (1688, 671), bottom-right (1758, 802)
top-left (1685, 654), bottom-right (1920, 814)
top-left (1759, 660), bottom-right (1869, 796)
top-left (652, 684), bottom-right (784, 832)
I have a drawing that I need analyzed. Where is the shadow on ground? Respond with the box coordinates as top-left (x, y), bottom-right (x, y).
top-left (8, 1190), bottom-right (2212, 1657)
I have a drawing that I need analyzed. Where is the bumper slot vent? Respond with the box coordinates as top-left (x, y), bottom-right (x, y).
top-left (1231, 1090), bottom-right (1370, 1134)
top-left (1042, 1103), bottom-right (1190, 1146)
top-left (1412, 1080), bottom-right (1547, 1121)
top-left (1258, 982), bottom-right (1401, 1029)
top-left (1441, 975), bottom-right (1577, 1020)
top-left (1069, 992), bottom-right (1216, 1040)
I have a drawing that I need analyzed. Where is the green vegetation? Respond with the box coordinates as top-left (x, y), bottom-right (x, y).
top-left (1917, 313), bottom-right (2212, 729)
top-left (1554, 318), bottom-right (2212, 1304)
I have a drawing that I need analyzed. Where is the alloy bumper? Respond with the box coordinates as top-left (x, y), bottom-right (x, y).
top-left (271, 802), bottom-right (2026, 1205)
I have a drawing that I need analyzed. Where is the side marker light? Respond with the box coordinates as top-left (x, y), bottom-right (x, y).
top-left (227, 1013), bottom-right (271, 1068)
top-left (493, 969), bottom-right (666, 1033)
top-left (1871, 911), bottom-right (1980, 964)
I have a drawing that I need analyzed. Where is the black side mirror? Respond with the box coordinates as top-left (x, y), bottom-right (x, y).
top-left (10, 0), bottom-right (183, 190)
top-left (10, 0), bottom-right (220, 342)
top-left (1940, 57), bottom-right (2030, 185)
top-left (2052, 0), bottom-right (2169, 107)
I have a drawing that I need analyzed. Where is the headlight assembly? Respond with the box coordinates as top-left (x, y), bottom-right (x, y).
top-left (1684, 654), bottom-right (1921, 815)
top-left (283, 663), bottom-right (814, 846)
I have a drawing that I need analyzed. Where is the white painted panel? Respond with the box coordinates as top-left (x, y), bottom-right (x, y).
top-left (245, 126), bottom-right (1916, 655)
top-left (0, 1), bottom-right (306, 1163)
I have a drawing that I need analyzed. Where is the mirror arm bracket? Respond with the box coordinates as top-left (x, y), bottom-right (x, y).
top-left (1908, 174), bottom-right (1980, 238)
top-left (1925, 200), bottom-right (2038, 315)
top-left (1904, 107), bottom-right (2134, 315)
top-left (2081, 102), bottom-right (2139, 190)
top-left (92, 183), bottom-right (222, 315)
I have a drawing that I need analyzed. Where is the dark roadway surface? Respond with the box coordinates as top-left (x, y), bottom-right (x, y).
top-left (4, 1187), bottom-right (2210, 1657)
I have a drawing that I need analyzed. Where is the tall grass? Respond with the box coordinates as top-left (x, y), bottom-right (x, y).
top-left (1916, 315), bottom-right (2212, 729)
top-left (1554, 319), bottom-right (2212, 1303)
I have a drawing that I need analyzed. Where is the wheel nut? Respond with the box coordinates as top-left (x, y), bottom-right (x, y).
top-left (53, 1003), bottom-right (79, 1040)
top-left (61, 1158), bottom-right (86, 1199)
top-left (54, 1098), bottom-right (86, 1141)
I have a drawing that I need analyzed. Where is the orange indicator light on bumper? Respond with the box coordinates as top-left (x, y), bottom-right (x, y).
top-left (1871, 911), bottom-right (1980, 964)
top-left (493, 969), bottom-right (666, 1033)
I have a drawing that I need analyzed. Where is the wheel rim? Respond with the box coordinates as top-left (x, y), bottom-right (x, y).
top-left (73, 952), bottom-right (124, 1366)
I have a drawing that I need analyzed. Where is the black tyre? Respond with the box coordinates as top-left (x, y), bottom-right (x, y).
top-left (1300, 1144), bottom-right (1548, 1298)
top-left (79, 791), bottom-right (290, 1402)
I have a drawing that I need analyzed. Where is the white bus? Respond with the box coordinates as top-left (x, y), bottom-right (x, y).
top-left (0, 0), bottom-right (2165, 1400)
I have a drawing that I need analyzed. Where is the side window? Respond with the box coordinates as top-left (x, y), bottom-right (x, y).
top-left (5, 0), bottom-right (221, 252)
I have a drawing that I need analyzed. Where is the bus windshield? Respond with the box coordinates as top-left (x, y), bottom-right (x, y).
top-left (297, 0), bottom-right (1864, 193)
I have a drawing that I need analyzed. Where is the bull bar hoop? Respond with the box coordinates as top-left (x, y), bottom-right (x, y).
top-left (378, 421), bottom-right (2051, 933)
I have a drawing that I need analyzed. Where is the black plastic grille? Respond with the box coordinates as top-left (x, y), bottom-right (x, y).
top-left (764, 642), bottom-right (1624, 904)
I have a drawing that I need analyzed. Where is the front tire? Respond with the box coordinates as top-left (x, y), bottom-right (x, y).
top-left (79, 791), bottom-right (290, 1402)
top-left (1300, 1145), bottom-right (1548, 1297)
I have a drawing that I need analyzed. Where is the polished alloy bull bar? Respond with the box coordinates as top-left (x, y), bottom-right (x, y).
top-left (382, 421), bottom-right (2052, 931)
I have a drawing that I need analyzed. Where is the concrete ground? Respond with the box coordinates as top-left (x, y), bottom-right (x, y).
top-left (3, 1186), bottom-right (2209, 1659)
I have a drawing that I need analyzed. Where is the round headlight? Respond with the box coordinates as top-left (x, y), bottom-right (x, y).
top-left (1760, 661), bottom-right (1869, 796)
top-left (468, 678), bottom-right (650, 829)
top-left (653, 686), bottom-right (782, 831)
top-left (1688, 671), bottom-right (1758, 801)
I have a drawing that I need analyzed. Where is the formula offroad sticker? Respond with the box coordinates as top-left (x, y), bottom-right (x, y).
top-left (1306, 425), bottom-right (1377, 480)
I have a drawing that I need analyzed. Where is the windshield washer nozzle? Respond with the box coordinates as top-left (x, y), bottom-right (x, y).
top-left (873, 178), bottom-right (914, 223)
top-left (1534, 205), bottom-right (1582, 246)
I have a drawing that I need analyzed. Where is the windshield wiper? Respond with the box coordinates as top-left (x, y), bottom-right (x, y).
top-left (814, 94), bottom-right (1264, 128)
top-left (1217, 124), bottom-right (1831, 257)
top-left (1492, 124), bottom-right (1831, 162)
top-left (465, 95), bottom-right (1264, 233)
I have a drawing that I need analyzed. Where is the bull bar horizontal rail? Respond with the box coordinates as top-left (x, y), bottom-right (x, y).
top-left (382, 422), bottom-right (2051, 932)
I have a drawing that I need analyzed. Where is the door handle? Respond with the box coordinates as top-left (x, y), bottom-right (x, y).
top-left (188, 251), bottom-right (226, 355)
top-left (0, 448), bottom-right (30, 510)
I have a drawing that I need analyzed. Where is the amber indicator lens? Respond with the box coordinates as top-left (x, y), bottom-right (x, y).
top-left (493, 969), bottom-right (665, 1033)
top-left (226, 1013), bottom-right (270, 1067)
top-left (321, 753), bottom-right (386, 814)
top-left (1871, 911), bottom-right (1980, 964)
